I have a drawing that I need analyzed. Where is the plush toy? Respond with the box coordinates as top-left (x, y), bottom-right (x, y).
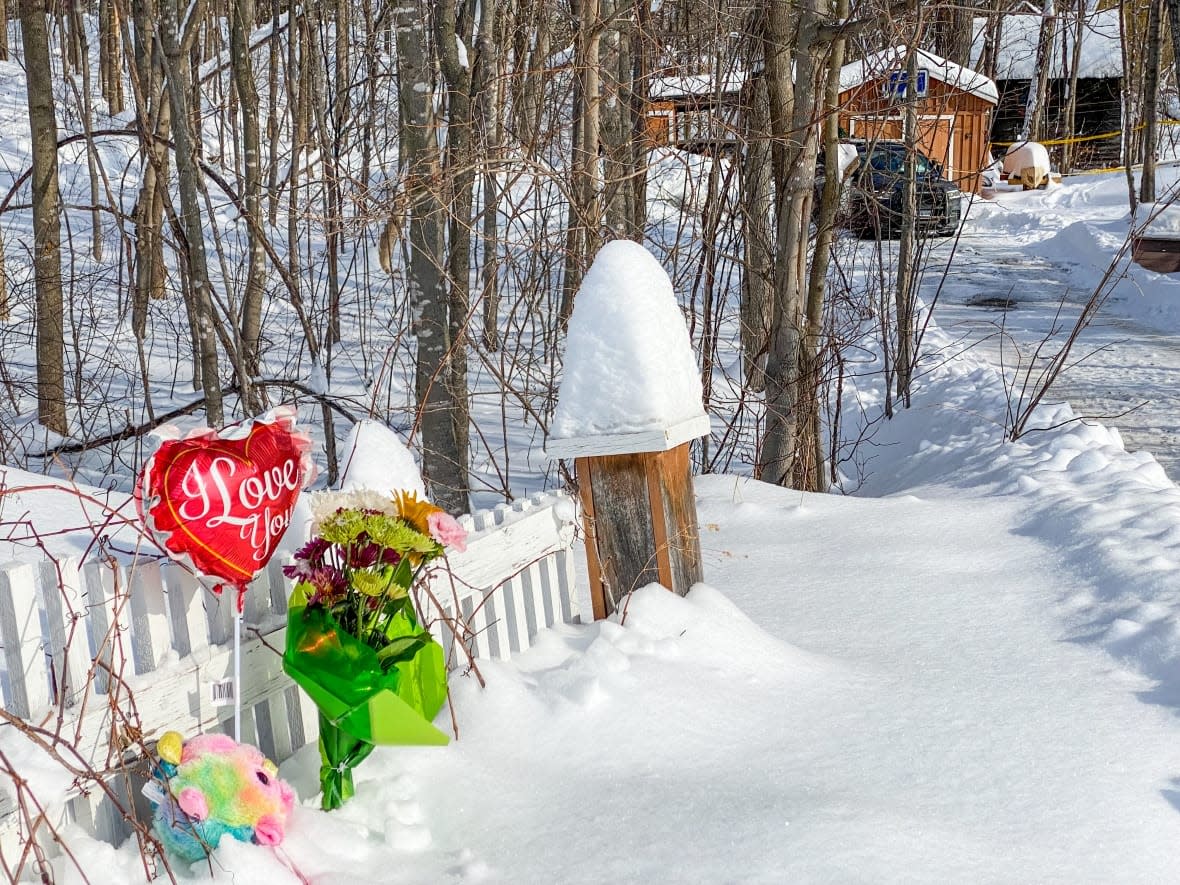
top-left (149, 731), bottom-right (296, 864)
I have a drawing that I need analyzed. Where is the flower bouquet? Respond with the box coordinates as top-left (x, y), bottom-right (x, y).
top-left (281, 490), bottom-right (467, 810)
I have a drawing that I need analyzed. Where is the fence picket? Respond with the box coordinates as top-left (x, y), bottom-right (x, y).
top-left (502, 575), bottom-right (531, 654)
top-left (162, 567), bottom-right (208, 658)
top-left (37, 558), bottom-right (88, 708)
top-left (483, 589), bottom-right (510, 660)
top-left (0, 564), bottom-right (50, 719)
top-left (205, 587), bottom-right (235, 646)
top-left (128, 562), bottom-right (170, 675)
top-left (267, 557), bottom-right (291, 616)
top-left (264, 690), bottom-right (294, 762)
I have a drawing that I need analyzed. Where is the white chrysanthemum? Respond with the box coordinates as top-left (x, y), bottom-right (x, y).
top-left (306, 489), bottom-right (399, 530)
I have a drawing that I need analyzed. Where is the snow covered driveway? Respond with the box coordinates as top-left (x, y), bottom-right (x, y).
top-left (924, 182), bottom-right (1180, 482)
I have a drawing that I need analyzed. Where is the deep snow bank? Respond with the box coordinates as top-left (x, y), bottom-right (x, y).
top-left (844, 307), bottom-right (1180, 716)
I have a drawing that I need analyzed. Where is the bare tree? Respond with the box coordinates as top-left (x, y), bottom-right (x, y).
top-left (1141, 0), bottom-right (1162, 203)
top-left (396, 0), bottom-right (470, 513)
top-left (931, 0), bottom-right (972, 66)
top-left (159, 0), bottom-right (224, 425)
top-left (20, 0), bottom-right (67, 435)
top-left (1170, 0), bottom-right (1180, 89)
top-left (99, 0), bottom-right (123, 113)
top-left (894, 39), bottom-right (920, 405)
top-left (759, 0), bottom-right (827, 487)
top-left (1020, 0), bottom-right (1056, 142)
top-left (561, 0), bottom-right (603, 324)
top-left (231, 0), bottom-right (266, 413)
top-left (739, 59), bottom-right (773, 394)
top-left (0, 0), bottom-right (10, 61)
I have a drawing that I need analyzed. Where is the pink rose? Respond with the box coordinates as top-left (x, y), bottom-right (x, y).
top-left (427, 511), bottom-right (468, 553)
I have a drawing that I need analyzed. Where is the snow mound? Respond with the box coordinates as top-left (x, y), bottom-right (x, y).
top-left (338, 420), bottom-right (426, 497)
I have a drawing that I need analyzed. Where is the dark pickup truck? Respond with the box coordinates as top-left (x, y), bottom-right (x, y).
top-left (817, 139), bottom-right (963, 238)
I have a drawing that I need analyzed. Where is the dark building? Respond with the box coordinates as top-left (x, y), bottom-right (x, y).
top-left (972, 9), bottom-right (1123, 169)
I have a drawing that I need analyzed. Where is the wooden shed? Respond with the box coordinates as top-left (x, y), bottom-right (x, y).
top-left (838, 47), bottom-right (998, 194)
top-left (643, 71), bottom-right (747, 155)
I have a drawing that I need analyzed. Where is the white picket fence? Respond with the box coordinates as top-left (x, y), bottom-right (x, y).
top-left (0, 492), bottom-right (581, 869)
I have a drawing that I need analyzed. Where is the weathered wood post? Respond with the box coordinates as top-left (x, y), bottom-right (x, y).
top-left (547, 241), bottom-right (709, 619)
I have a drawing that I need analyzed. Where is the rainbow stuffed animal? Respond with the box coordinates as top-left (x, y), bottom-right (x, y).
top-left (149, 731), bottom-right (295, 864)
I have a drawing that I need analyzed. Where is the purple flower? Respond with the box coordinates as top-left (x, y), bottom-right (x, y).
top-left (347, 539), bottom-right (380, 569)
top-left (305, 567), bottom-right (348, 605)
top-left (292, 537), bottom-right (332, 568)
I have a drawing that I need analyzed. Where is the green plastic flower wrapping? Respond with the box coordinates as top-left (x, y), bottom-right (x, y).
top-left (283, 600), bottom-right (449, 810)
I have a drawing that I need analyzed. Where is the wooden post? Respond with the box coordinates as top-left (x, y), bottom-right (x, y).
top-left (550, 416), bottom-right (708, 619)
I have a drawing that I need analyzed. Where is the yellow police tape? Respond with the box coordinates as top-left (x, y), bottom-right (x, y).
top-left (993, 119), bottom-right (1180, 149)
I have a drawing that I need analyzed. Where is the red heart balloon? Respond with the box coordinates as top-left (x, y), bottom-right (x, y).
top-left (137, 410), bottom-right (314, 594)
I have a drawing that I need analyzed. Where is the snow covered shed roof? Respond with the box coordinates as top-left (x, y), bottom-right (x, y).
top-left (971, 9), bottom-right (1122, 80)
top-left (839, 47), bottom-right (998, 105)
top-left (649, 70), bottom-right (750, 102)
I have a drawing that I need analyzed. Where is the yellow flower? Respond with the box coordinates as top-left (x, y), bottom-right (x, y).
top-left (351, 570), bottom-right (390, 597)
top-left (393, 490), bottom-right (442, 536)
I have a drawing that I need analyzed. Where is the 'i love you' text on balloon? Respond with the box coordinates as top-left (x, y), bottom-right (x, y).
top-left (138, 414), bottom-right (313, 591)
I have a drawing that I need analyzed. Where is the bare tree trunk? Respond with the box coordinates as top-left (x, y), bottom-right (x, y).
top-left (0, 0), bottom-right (8, 61)
top-left (231, 0), bottom-right (265, 413)
top-left (99, 0), bottom-right (123, 113)
top-left (799, 0), bottom-right (850, 490)
top-left (128, 0), bottom-right (172, 349)
top-left (739, 66), bottom-right (773, 393)
top-left (160, 0), bottom-right (224, 425)
top-left (21, 0), bottom-right (67, 435)
top-left (977, 0), bottom-right (1005, 80)
top-left (1169, 0), bottom-right (1180, 91)
top-left (625, 0), bottom-right (653, 238)
top-left (69, 0), bottom-right (104, 263)
top-left (1141, 0), bottom-right (1162, 203)
top-left (475, 0), bottom-right (501, 351)
top-left (760, 0), bottom-right (826, 487)
top-left (1021, 0), bottom-right (1056, 141)
top-left (397, 0), bottom-right (469, 513)
top-left (932, 1), bottom-right (972, 66)
top-left (1120, 0), bottom-right (1139, 214)
top-left (560, 0), bottom-right (602, 325)
top-left (895, 42), bottom-right (919, 406)
top-left (265, 0), bottom-right (281, 224)
top-left (438, 0), bottom-right (474, 512)
top-left (601, 0), bottom-right (630, 236)
top-left (1060, 0), bottom-right (1084, 173)
top-left (0, 226), bottom-right (9, 321)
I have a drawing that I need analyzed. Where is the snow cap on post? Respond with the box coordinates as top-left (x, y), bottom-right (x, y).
top-left (547, 240), bottom-right (709, 458)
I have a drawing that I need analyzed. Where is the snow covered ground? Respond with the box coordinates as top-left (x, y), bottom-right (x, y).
top-left (35, 169), bottom-right (1180, 882)
top-left (7, 26), bottom-right (1180, 876)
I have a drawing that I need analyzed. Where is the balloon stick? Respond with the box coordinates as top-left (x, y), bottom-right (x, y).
top-left (234, 596), bottom-right (243, 742)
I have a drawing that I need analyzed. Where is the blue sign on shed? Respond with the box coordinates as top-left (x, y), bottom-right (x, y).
top-left (884, 68), bottom-right (929, 98)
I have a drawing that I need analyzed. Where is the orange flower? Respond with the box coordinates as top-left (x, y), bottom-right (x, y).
top-left (393, 490), bottom-right (443, 536)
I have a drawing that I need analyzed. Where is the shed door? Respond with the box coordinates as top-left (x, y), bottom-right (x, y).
top-left (917, 116), bottom-right (954, 178)
top-left (644, 109), bottom-right (672, 147)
